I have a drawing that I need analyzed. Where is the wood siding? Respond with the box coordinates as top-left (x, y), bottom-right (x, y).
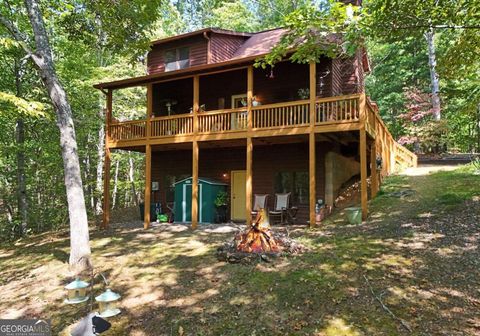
top-left (210, 33), bottom-right (247, 63)
top-left (151, 142), bottom-right (330, 224)
top-left (316, 57), bottom-right (333, 98)
top-left (331, 51), bottom-right (365, 95)
top-left (147, 35), bottom-right (208, 75)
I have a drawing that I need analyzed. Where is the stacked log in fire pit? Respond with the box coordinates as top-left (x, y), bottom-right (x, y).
top-left (216, 209), bottom-right (307, 263)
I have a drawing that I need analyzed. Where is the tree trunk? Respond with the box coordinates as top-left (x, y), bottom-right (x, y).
top-left (15, 119), bottom-right (28, 235)
top-left (14, 59), bottom-right (28, 236)
top-left (112, 160), bottom-right (119, 209)
top-left (24, 0), bottom-right (91, 271)
top-left (95, 121), bottom-right (105, 214)
top-left (129, 155), bottom-right (138, 206)
top-left (425, 28), bottom-right (441, 121)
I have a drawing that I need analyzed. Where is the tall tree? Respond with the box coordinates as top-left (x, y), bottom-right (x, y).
top-left (1, 0), bottom-right (92, 270)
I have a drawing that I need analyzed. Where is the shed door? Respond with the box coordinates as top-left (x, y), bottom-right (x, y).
top-left (182, 183), bottom-right (203, 223)
top-left (231, 170), bottom-right (246, 221)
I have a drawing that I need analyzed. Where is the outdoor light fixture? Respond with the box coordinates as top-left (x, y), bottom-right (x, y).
top-left (95, 288), bottom-right (121, 318)
top-left (64, 278), bottom-right (90, 304)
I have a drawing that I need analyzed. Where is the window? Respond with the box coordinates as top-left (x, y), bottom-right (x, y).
top-left (164, 47), bottom-right (190, 71)
top-left (274, 172), bottom-right (309, 205)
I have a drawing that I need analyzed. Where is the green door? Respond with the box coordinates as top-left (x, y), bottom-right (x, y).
top-left (180, 183), bottom-right (202, 222)
top-left (184, 184), bottom-right (192, 222)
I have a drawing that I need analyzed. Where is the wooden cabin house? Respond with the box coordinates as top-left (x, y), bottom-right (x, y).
top-left (94, 27), bottom-right (417, 229)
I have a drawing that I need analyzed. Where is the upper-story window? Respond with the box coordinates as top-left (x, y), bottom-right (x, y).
top-left (164, 47), bottom-right (190, 71)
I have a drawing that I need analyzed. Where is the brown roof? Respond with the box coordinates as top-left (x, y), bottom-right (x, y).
top-left (232, 28), bottom-right (287, 59)
top-left (150, 28), bottom-right (252, 46)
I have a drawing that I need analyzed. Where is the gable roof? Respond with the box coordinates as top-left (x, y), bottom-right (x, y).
top-left (232, 28), bottom-right (287, 60)
top-left (151, 28), bottom-right (252, 46)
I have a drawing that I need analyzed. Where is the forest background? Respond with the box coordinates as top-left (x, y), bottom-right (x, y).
top-left (0, 0), bottom-right (478, 241)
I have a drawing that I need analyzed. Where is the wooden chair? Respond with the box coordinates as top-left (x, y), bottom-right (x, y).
top-left (269, 193), bottom-right (291, 224)
top-left (251, 194), bottom-right (269, 219)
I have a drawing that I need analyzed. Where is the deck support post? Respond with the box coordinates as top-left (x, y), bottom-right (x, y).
top-left (144, 144), bottom-right (152, 229)
top-left (308, 61), bottom-right (316, 228)
top-left (246, 138), bottom-right (253, 227)
top-left (370, 141), bottom-right (378, 198)
top-left (103, 146), bottom-right (111, 229)
top-left (191, 75), bottom-right (200, 229)
top-left (192, 140), bottom-right (199, 229)
top-left (102, 89), bottom-right (112, 229)
top-left (309, 132), bottom-right (316, 228)
top-left (246, 66), bottom-right (253, 227)
top-left (360, 129), bottom-right (368, 220)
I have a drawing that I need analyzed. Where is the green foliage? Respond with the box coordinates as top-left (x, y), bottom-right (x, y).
top-left (214, 190), bottom-right (228, 207)
top-left (257, 1), bottom-right (361, 68)
top-left (204, 1), bottom-right (259, 32)
top-left (0, 92), bottom-right (45, 117)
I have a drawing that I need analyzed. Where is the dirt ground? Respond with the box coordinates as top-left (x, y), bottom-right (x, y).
top-left (0, 164), bottom-right (479, 335)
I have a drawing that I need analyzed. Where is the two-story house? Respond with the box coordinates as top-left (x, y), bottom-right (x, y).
top-left (94, 26), bottom-right (416, 229)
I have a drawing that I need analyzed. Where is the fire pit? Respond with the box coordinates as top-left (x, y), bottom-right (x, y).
top-left (216, 209), bottom-right (307, 263)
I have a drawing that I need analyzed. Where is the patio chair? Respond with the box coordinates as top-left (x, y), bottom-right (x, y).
top-left (269, 193), bottom-right (291, 224)
top-left (251, 194), bottom-right (269, 219)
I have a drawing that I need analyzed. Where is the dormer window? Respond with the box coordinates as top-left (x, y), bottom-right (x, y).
top-left (164, 47), bottom-right (190, 72)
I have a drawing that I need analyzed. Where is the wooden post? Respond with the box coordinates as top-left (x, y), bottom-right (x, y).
top-left (192, 75), bottom-right (200, 230)
top-left (309, 132), bottom-right (316, 228)
top-left (193, 75), bottom-right (199, 134)
top-left (102, 148), bottom-right (111, 229)
top-left (246, 66), bottom-right (254, 226)
top-left (309, 61), bottom-right (316, 228)
top-left (144, 144), bottom-right (152, 229)
top-left (102, 89), bottom-right (112, 229)
top-left (360, 129), bottom-right (368, 220)
top-left (309, 61), bottom-right (316, 126)
top-left (192, 140), bottom-right (199, 229)
top-left (246, 137), bottom-right (253, 226)
top-left (370, 141), bottom-right (378, 198)
top-left (146, 83), bottom-right (153, 138)
top-left (247, 66), bottom-right (253, 132)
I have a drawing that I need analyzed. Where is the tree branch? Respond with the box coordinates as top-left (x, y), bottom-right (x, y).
top-left (394, 24), bottom-right (480, 30)
top-left (363, 275), bottom-right (412, 333)
top-left (0, 13), bottom-right (34, 57)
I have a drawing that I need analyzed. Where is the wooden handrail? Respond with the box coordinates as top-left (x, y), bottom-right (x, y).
top-left (201, 107), bottom-right (247, 115)
top-left (251, 99), bottom-right (310, 110)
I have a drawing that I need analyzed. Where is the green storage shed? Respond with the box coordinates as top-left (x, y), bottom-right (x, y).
top-left (174, 177), bottom-right (228, 224)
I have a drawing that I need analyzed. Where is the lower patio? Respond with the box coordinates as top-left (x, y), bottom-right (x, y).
top-left (148, 134), bottom-right (364, 225)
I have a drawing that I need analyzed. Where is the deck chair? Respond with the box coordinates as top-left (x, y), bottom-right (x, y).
top-left (251, 194), bottom-right (269, 218)
top-left (269, 193), bottom-right (291, 224)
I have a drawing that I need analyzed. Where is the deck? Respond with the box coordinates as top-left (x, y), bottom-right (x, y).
top-left (112, 95), bottom-right (367, 143)
top-left (106, 93), bottom-right (416, 168)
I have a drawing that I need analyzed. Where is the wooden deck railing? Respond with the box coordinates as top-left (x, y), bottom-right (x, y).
top-left (198, 108), bottom-right (247, 133)
top-left (107, 94), bottom-right (417, 172)
top-left (395, 143), bottom-right (418, 168)
top-left (151, 114), bottom-right (193, 137)
top-left (252, 100), bottom-right (310, 129)
top-left (315, 95), bottom-right (360, 124)
top-left (109, 120), bottom-right (146, 140)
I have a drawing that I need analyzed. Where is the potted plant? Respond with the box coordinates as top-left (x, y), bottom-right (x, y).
top-left (297, 88), bottom-right (310, 100)
top-left (214, 190), bottom-right (228, 223)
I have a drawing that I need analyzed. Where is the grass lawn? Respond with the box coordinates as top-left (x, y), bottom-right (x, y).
top-left (0, 164), bottom-right (479, 335)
